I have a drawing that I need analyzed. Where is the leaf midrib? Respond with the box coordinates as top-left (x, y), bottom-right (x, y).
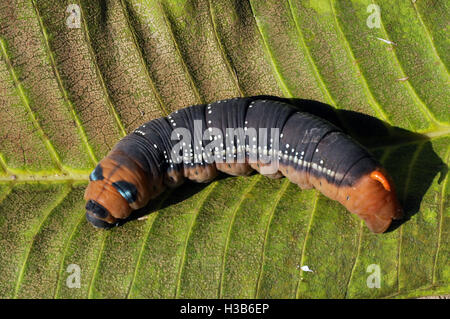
top-left (1, 131), bottom-right (447, 182)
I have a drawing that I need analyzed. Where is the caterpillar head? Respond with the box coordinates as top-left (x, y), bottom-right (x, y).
top-left (84, 154), bottom-right (147, 229)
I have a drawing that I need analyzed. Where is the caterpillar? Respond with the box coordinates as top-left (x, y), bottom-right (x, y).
top-left (84, 97), bottom-right (403, 233)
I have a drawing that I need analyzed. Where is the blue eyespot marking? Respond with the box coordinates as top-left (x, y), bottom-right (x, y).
top-left (112, 181), bottom-right (138, 203)
top-left (89, 165), bottom-right (104, 181)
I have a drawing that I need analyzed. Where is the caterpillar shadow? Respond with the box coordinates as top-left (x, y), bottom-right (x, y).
top-left (121, 172), bottom-right (232, 224)
top-left (120, 96), bottom-right (447, 233)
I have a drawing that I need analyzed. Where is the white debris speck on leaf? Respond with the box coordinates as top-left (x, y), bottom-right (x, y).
top-left (300, 265), bottom-right (314, 272)
top-left (375, 37), bottom-right (397, 46)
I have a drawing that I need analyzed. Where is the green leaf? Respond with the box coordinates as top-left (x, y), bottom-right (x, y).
top-left (0, 0), bottom-right (448, 298)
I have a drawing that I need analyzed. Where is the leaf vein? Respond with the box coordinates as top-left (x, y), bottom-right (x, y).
top-left (157, 0), bottom-right (204, 104)
top-left (13, 185), bottom-right (71, 298)
top-left (396, 142), bottom-right (425, 293)
top-left (207, 0), bottom-right (244, 97)
top-left (119, 0), bottom-right (170, 116)
top-left (432, 147), bottom-right (450, 284)
top-left (295, 191), bottom-right (320, 298)
top-left (77, 1), bottom-right (127, 137)
top-left (174, 181), bottom-right (219, 298)
top-left (372, 0), bottom-right (441, 127)
top-left (87, 230), bottom-right (108, 298)
top-left (53, 205), bottom-right (87, 298)
top-left (412, 2), bottom-right (449, 75)
top-left (218, 175), bottom-right (261, 298)
top-left (287, 0), bottom-right (336, 106)
top-left (0, 38), bottom-right (64, 172)
top-left (31, 0), bottom-right (97, 166)
top-left (255, 178), bottom-right (290, 298)
top-left (126, 190), bottom-right (173, 298)
top-left (247, 0), bottom-right (293, 97)
top-left (344, 220), bottom-right (364, 298)
top-left (329, 0), bottom-right (391, 124)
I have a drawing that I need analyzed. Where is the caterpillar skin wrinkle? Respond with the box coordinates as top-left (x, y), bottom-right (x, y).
top-left (84, 97), bottom-right (403, 233)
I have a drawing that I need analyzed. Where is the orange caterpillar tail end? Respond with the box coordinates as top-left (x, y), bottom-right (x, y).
top-left (364, 169), bottom-right (403, 233)
top-left (341, 168), bottom-right (403, 234)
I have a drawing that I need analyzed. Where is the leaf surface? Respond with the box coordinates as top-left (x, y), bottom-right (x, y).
top-left (0, 0), bottom-right (448, 298)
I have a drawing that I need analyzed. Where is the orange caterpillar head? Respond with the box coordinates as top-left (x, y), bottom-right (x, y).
top-left (84, 152), bottom-right (152, 229)
top-left (339, 167), bottom-right (403, 233)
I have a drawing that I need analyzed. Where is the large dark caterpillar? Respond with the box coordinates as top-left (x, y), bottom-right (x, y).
top-left (84, 97), bottom-right (403, 233)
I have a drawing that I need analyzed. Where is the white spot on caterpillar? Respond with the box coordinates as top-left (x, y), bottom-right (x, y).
top-left (134, 129), bottom-right (146, 136)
